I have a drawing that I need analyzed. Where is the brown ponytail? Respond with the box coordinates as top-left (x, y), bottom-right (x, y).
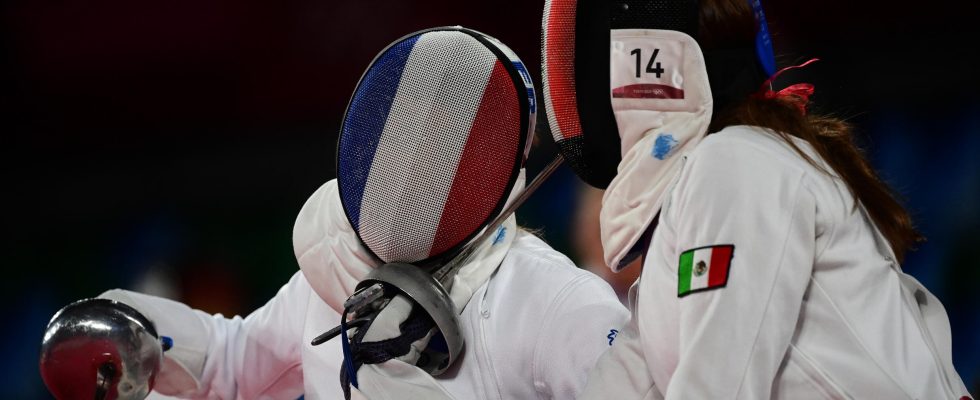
top-left (700, 0), bottom-right (924, 262)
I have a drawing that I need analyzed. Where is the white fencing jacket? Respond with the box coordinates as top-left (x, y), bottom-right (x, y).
top-left (581, 125), bottom-right (970, 399)
top-left (102, 186), bottom-right (627, 399)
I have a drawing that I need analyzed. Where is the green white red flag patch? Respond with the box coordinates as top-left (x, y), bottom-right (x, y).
top-left (678, 245), bottom-right (734, 297)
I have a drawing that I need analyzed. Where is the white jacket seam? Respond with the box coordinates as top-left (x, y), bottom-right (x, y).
top-left (531, 272), bottom-right (595, 400)
top-left (732, 172), bottom-right (807, 398)
top-left (808, 278), bottom-right (913, 399)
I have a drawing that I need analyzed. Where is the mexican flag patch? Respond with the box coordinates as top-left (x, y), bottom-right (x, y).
top-left (678, 245), bottom-right (734, 297)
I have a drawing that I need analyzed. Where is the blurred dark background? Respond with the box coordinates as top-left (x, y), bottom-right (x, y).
top-left (3, 0), bottom-right (978, 397)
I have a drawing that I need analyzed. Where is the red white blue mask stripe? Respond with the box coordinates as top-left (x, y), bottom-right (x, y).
top-left (337, 29), bottom-right (532, 265)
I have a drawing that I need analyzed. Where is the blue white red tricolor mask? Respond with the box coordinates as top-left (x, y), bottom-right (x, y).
top-left (337, 27), bottom-right (536, 267)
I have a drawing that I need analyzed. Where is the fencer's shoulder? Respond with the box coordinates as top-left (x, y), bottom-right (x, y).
top-left (506, 230), bottom-right (578, 269)
top-left (500, 231), bottom-right (615, 297)
top-left (696, 125), bottom-right (810, 166)
top-left (495, 231), bottom-right (623, 318)
top-left (485, 232), bottom-right (626, 396)
top-left (686, 125), bottom-right (814, 180)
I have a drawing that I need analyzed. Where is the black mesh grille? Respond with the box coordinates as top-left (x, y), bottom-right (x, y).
top-left (610, 0), bottom-right (699, 36)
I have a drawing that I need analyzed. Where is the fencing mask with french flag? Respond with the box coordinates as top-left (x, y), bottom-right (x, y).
top-left (337, 26), bottom-right (535, 267)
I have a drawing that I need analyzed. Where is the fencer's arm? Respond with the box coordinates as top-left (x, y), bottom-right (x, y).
top-left (533, 272), bottom-right (630, 400)
top-left (99, 271), bottom-right (314, 399)
top-left (661, 142), bottom-right (816, 399)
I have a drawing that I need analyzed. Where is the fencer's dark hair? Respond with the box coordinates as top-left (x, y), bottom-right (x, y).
top-left (701, 0), bottom-right (924, 262)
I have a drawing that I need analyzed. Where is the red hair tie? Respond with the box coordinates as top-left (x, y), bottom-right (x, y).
top-left (755, 58), bottom-right (820, 115)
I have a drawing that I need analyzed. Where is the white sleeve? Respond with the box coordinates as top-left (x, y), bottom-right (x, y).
top-left (100, 271), bottom-right (312, 400)
top-left (534, 273), bottom-right (630, 400)
top-left (355, 361), bottom-right (457, 400)
top-left (661, 142), bottom-right (816, 399)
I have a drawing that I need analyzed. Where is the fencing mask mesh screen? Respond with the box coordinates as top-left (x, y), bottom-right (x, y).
top-left (542, 0), bottom-right (768, 189)
top-left (337, 27), bottom-right (534, 266)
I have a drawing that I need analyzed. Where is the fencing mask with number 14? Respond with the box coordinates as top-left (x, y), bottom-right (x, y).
top-left (542, 0), bottom-right (772, 270)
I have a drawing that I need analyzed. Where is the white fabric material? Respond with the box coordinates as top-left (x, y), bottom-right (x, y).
top-left (357, 361), bottom-right (456, 400)
top-left (601, 29), bottom-right (713, 271)
top-left (358, 295), bottom-right (435, 366)
top-left (127, 231), bottom-right (625, 399)
top-left (439, 239), bottom-right (628, 400)
top-left (354, 231), bottom-right (630, 400)
top-left (101, 272), bottom-right (311, 400)
top-left (293, 179), bottom-right (380, 314)
top-left (581, 126), bottom-right (969, 399)
top-left (356, 295), bottom-right (438, 370)
top-left (98, 290), bottom-right (205, 398)
top-left (579, 283), bottom-right (662, 400)
top-left (120, 177), bottom-right (626, 399)
top-left (357, 31), bottom-right (498, 263)
top-left (294, 173), bottom-right (524, 315)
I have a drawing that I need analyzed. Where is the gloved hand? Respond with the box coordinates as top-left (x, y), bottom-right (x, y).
top-left (39, 298), bottom-right (171, 400)
top-left (310, 263), bottom-right (463, 400)
top-left (345, 293), bottom-right (459, 400)
top-left (339, 294), bottom-right (437, 400)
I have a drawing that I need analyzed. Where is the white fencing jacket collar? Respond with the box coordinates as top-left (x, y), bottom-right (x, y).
top-left (292, 175), bottom-right (522, 315)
